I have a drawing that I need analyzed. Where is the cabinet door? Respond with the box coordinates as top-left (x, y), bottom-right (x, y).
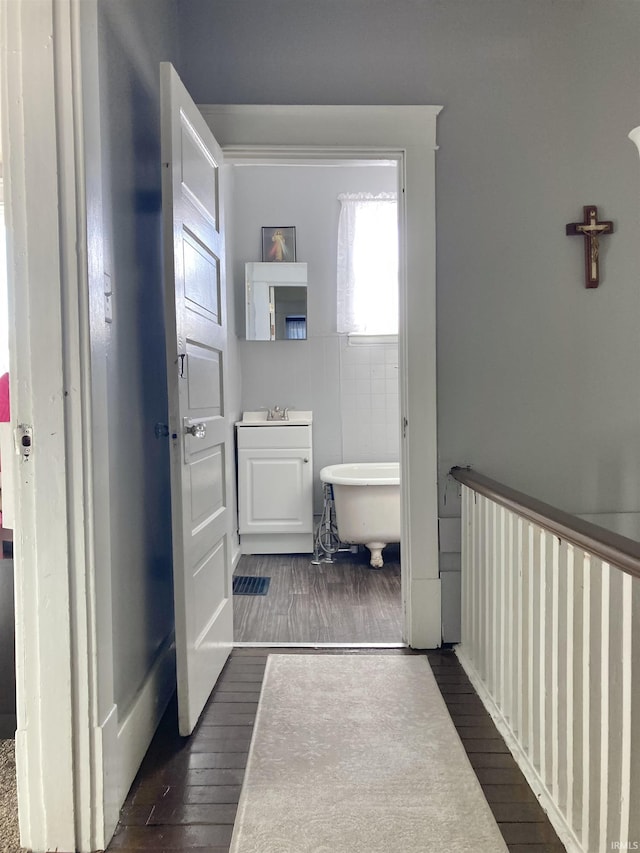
top-left (239, 449), bottom-right (313, 534)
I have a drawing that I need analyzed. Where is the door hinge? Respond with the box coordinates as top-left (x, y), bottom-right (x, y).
top-left (402, 417), bottom-right (408, 438)
top-left (14, 424), bottom-right (33, 461)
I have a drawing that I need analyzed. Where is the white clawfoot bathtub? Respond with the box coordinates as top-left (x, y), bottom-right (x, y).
top-left (319, 462), bottom-right (400, 567)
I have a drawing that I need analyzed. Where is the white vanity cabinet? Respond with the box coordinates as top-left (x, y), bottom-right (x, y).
top-left (237, 415), bottom-right (313, 554)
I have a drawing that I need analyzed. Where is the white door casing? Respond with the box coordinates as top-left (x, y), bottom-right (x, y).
top-left (199, 106), bottom-right (442, 648)
top-left (1, 1), bottom-right (108, 849)
top-left (160, 64), bottom-right (233, 736)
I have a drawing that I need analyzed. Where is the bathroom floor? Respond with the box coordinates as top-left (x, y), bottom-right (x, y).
top-left (232, 546), bottom-right (402, 644)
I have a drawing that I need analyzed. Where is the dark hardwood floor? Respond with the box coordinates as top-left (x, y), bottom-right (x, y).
top-left (233, 549), bottom-right (402, 644)
top-left (427, 650), bottom-right (565, 852)
top-left (108, 649), bottom-right (565, 853)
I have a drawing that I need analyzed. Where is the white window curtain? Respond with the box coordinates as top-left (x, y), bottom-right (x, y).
top-left (336, 192), bottom-right (398, 335)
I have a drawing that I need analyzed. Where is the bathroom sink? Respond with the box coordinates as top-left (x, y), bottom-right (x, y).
top-left (237, 410), bottom-right (313, 426)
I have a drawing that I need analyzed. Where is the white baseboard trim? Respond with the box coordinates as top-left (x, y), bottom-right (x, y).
top-left (408, 578), bottom-right (441, 649)
top-left (240, 532), bottom-right (313, 554)
top-left (455, 647), bottom-right (582, 853)
top-left (100, 635), bottom-right (176, 846)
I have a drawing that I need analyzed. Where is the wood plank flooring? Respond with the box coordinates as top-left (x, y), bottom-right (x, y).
top-left (108, 648), bottom-right (565, 853)
top-left (427, 650), bottom-right (565, 852)
top-left (233, 549), bottom-right (402, 643)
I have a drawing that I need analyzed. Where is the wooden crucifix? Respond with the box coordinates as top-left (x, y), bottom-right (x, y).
top-left (566, 205), bottom-right (614, 288)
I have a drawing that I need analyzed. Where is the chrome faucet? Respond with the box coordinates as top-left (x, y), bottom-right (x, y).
top-left (267, 405), bottom-right (289, 421)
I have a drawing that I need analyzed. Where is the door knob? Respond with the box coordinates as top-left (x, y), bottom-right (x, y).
top-left (185, 422), bottom-right (206, 439)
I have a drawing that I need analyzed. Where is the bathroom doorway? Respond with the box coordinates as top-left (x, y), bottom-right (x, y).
top-left (227, 157), bottom-right (404, 645)
top-left (203, 104), bottom-right (441, 649)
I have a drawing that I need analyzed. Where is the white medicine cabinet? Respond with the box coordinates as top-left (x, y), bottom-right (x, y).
top-left (245, 262), bottom-right (308, 341)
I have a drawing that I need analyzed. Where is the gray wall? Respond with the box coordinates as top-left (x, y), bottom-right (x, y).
top-left (177, 0), bottom-right (640, 519)
top-left (230, 163), bottom-right (397, 509)
top-left (98, 0), bottom-right (178, 713)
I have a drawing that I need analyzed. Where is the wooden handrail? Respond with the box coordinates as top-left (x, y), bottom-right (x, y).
top-left (450, 466), bottom-right (640, 581)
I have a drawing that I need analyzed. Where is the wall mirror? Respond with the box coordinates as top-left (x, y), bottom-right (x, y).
top-left (245, 262), bottom-right (308, 341)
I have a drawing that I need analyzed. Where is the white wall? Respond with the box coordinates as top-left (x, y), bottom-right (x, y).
top-left (230, 163), bottom-right (398, 511)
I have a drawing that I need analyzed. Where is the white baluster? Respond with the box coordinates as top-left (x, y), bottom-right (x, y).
top-left (549, 534), bottom-right (560, 801)
top-left (564, 544), bottom-right (575, 832)
top-left (581, 553), bottom-right (592, 849)
top-left (455, 482), bottom-right (639, 852)
top-left (598, 562), bottom-right (610, 852)
top-left (515, 516), bottom-right (525, 742)
top-left (618, 571), bottom-right (632, 847)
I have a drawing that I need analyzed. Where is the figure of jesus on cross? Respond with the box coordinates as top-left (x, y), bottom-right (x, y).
top-left (566, 206), bottom-right (614, 288)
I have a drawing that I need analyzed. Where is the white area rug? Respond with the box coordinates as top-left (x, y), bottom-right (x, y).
top-left (230, 655), bottom-right (508, 853)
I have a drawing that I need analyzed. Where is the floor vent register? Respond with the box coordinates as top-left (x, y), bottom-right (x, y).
top-left (232, 576), bottom-right (271, 596)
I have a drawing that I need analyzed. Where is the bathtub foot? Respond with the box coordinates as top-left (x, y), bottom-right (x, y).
top-left (366, 542), bottom-right (386, 568)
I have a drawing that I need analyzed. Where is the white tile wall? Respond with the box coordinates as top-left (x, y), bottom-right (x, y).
top-left (339, 338), bottom-right (400, 462)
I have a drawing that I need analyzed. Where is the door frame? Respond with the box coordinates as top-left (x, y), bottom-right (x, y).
top-left (1, 1), bottom-right (105, 850)
top-left (200, 105), bottom-right (442, 649)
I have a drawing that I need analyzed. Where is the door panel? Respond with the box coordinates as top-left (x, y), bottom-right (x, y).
top-left (239, 449), bottom-right (313, 534)
top-left (183, 232), bottom-right (220, 323)
top-left (189, 448), bottom-right (225, 525)
top-left (180, 122), bottom-right (219, 227)
top-left (161, 63), bottom-right (232, 736)
top-left (193, 541), bottom-right (227, 640)
top-left (186, 346), bottom-right (222, 413)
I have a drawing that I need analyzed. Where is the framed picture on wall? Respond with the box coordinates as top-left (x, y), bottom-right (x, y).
top-left (261, 226), bottom-right (296, 262)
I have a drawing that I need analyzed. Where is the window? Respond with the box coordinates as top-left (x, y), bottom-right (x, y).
top-left (336, 192), bottom-right (398, 335)
top-left (285, 315), bottom-right (306, 340)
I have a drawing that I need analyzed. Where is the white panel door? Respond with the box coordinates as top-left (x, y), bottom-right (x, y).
top-left (160, 63), bottom-right (232, 735)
